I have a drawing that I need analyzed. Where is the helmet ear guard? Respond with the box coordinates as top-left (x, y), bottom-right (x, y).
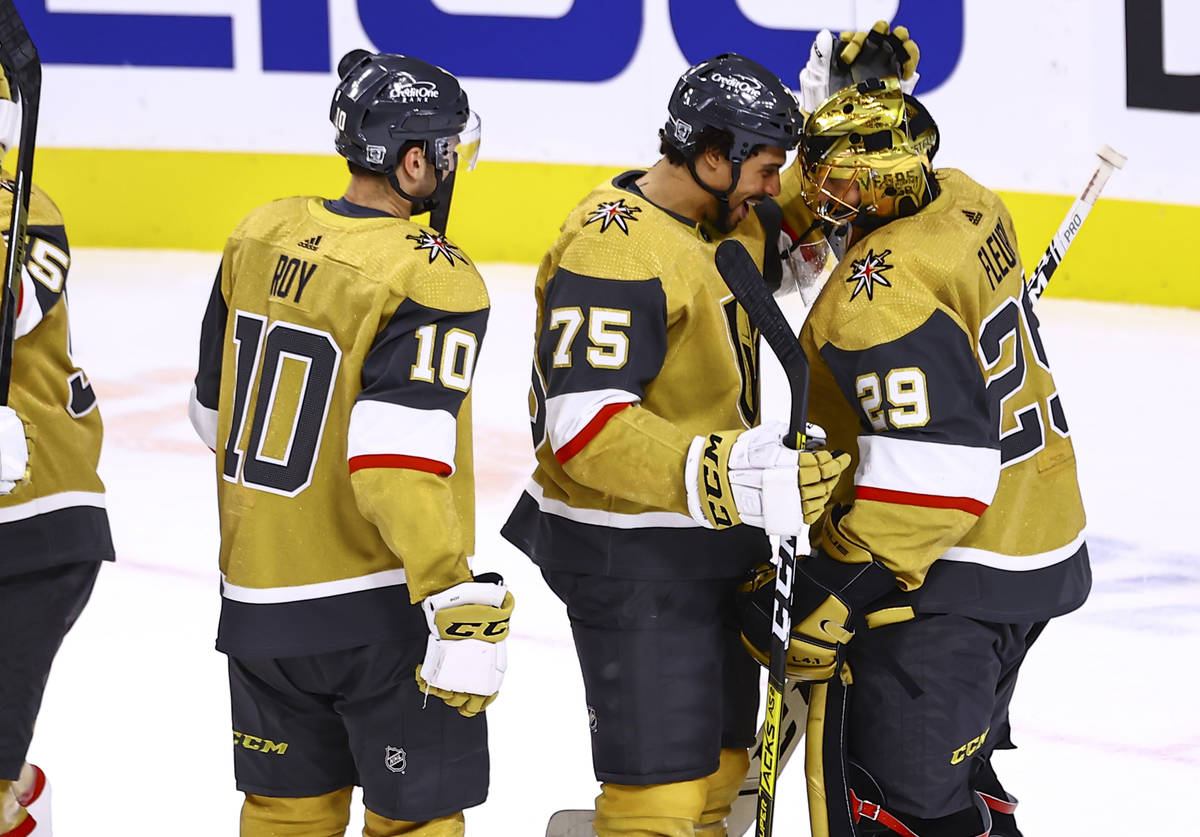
top-left (800, 77), bottom-right (939, 228)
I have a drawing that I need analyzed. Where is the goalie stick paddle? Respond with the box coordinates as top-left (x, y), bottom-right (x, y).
top-left (1026, 144), bottom-right (1126, 303)
top-left (0, 0), bottom-right (40, 405)
top-left (713, 238), bottom-right (813, 837)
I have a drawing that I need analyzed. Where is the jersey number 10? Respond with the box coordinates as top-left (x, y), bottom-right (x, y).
top-left (222, 311), bottom-right (342, 496)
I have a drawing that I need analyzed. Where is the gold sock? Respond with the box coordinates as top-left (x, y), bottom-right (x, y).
top-left (240, 787), bottom-right (353, 837)
top-left (363, 809), bottom-right (464, 837)
top-left (696, 748), bottom-right (750, 835)
top-left (593, 778), bottom-right (708, 837)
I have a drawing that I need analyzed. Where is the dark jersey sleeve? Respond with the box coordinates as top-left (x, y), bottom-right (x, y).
top-left (189, 261), bottom-right (227, 448)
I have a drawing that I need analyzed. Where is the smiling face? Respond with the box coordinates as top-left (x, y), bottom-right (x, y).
top-left (703, 145), bottom-right (786, 232)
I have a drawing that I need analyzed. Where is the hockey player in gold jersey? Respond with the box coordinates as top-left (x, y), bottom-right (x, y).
top-left (502, 54), bottom-right (851, 837)
top-left (0, 61), bottom-right (111, 836)
top-left (189, 51), bottom-right (505, 837)
top-left (751, 77), bottom-right (1090, 836)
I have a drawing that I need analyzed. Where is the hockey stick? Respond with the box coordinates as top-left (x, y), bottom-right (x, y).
top-left (714, 238), bottom-right (812, 837)
top-left (0, 0), bottom-right (40, 405)
top-left (1026, 144), bottom-right (1126, 303)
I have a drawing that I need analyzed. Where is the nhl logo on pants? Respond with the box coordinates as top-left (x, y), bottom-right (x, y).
top-left (385, 746), bottom-right (407, 774)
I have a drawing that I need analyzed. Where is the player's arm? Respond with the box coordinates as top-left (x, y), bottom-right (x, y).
top-left (12, 222), bottom-right (70, 340)
top-left (188, 259), bottom-right (227, 449)
top-left (541, 268), bottom-right (846, 534)
top-left (775, 306), bottom-right (999, 680)
top-left (2, 220), bottom-right (72, 494)
top-left (347, 293), bottom-right (488, 602)
top-left (815, 306), bottom-right (1000, 590)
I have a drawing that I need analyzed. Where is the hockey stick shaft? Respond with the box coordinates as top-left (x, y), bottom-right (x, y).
top-left (1025, 144), bottom-right (1126, 303)
top-left (0, 0), bottom-right (41, 405)
top-left (714, 239), bottom-right (810, 837)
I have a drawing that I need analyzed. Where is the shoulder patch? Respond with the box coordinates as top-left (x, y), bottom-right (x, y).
top-left (407, 230), bottom-right (469, 266)
top-left (583, 198), bottom-right (642, 234)
top-left (845, 248), bottom-right (894, 301)
top-left (961, 209), bottom-right (983, 225)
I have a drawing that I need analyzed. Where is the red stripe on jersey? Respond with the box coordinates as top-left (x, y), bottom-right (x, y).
top-left (349, 453), bottom-right (451, 477)
top-left (856, 486), bottom-right (988, 517)
top-left (555, 402), bottom-right (632, 465)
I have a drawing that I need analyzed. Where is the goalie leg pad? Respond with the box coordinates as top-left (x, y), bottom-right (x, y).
top-left (240, 788), bottom-right (353, 837)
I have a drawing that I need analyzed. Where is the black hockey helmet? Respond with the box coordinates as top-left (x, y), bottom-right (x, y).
top-left (330, 50), bottom-right (480, 176)
top-left (661, 53), bottom-right (802, 164)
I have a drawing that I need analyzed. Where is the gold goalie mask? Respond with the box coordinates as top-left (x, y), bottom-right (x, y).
top-left (800, 76), bottom-right (939, 228)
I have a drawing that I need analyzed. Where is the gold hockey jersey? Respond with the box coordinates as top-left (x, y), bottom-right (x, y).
top-left (0, 173), bottom-right (113, 578)
top-left (801, 169), bottom-right (1089, 621)
top-left (502, 171), bottom-right (776, 580)
top-left (190, 196), bottom-right (488, 656)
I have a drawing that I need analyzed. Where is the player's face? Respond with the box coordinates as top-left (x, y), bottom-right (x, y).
top-left (720, 147), bottom-right (786, 231)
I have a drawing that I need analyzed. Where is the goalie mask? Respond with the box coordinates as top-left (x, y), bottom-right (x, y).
top-left (800, 76), bottom-right (939, 229)
top-left (331, 50), bottom-right (481, 213)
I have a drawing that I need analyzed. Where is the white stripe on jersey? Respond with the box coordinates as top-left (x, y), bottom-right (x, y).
top-left (348, 400), bottom-right (457, 474)
top-left (188, 384), bottom-right (219, 449)
top-left (524, 479), bottom-right (702, 530)
top-left (546, 388), bottom-right (639, 456)
top-left (856, 435), bottom-right (1000, 505)
top-left (14, 266), bottom-right (43, 339)
top-left (940, 529), bottom-right (1087, 571)
top-left (220, 567), bottom-right (409, 603)
top-left (0, 490), bottom-right (107, 524)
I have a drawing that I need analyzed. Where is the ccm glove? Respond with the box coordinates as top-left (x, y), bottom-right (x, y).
top-left (685, 420), bottom-right (850, 536)
top-left (799, 21), bottom-right (921, 114)
top-left (416, 573), bottom-right (514, 717)
top-left (0, 406), bottom-right (29, 495)
top-left (739, 553), bottom-right (896, 682)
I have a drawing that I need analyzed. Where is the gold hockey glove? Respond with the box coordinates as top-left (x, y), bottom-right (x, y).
top-left (739, 553), bottom-right (896, 681)
top-left (416, 573), bottom-right (513, 717)
top-left (799, 21), bottom-right (921, 114)
top-left (685, 420), bottom-right (850, 536)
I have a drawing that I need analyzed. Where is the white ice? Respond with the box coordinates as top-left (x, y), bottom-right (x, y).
top-left (25, 250), bottom-right (1200, 835)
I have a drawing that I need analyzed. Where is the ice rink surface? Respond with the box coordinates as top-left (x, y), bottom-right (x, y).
top-left (25, 249), bottom-right (1199, 835)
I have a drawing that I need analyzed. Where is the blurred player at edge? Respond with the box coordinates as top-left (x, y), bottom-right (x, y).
top-left (188, 50), bottom-right (510, 837)
top-left (0, 59), bottom-right (113, 837)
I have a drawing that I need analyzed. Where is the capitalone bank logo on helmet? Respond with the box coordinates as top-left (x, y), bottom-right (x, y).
top-left (385, 72), bottom-right (440, 103)
top-left (707, 71), bottom-right (762, 102)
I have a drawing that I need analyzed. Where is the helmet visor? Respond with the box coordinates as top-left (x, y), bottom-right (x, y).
top-left (433, 111), bottom-right (481, 172)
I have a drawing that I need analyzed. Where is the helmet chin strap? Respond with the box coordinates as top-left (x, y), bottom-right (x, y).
top-left (386, 164), bottom-right (445, 218)
top-left (687, 158), bottom-right (743, 234)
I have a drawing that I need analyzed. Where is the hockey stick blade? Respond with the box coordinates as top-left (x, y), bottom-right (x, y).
top-left (0, 0), bottom-right (42, 405)
top-left (1026, 144), bottom-right (1126, 303)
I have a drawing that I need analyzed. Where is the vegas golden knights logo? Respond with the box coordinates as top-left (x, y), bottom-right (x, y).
top-left (722, 298), bottom-right (760, 426)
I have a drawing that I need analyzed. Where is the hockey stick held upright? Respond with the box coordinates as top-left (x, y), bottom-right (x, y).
top-left (0, 0), bottom-right (41, 405)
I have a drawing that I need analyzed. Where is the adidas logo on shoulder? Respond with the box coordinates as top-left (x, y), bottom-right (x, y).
top-left (961, 210), bottom-right (983, 226)
top-left (298, 235), bottom-right (322, 251)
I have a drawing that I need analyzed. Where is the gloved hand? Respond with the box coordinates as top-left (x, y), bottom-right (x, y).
top-left (799, 21), bottom-right (921, 114)
top-left (685, 420), bottom-right (850, 536)
top-left (0, 406), bottom-right (29, 495)
top-left (738, 552), bottom-right (895, 681)
top-left (415, 573), bottom-right (514, 717)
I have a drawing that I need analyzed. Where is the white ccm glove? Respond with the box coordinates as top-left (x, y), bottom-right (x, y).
top-left (686, 420), bottom-right (850, 537)
top-left (416, 573), bottom-right (514, 718)
top-left (0, 406), bottom-right (29, 495)
top-left (799, 23), bottom-right (921, 114)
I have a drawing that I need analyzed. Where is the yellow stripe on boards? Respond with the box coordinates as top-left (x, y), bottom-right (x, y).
top-left (24, 148), bottom-right (1196, 309)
